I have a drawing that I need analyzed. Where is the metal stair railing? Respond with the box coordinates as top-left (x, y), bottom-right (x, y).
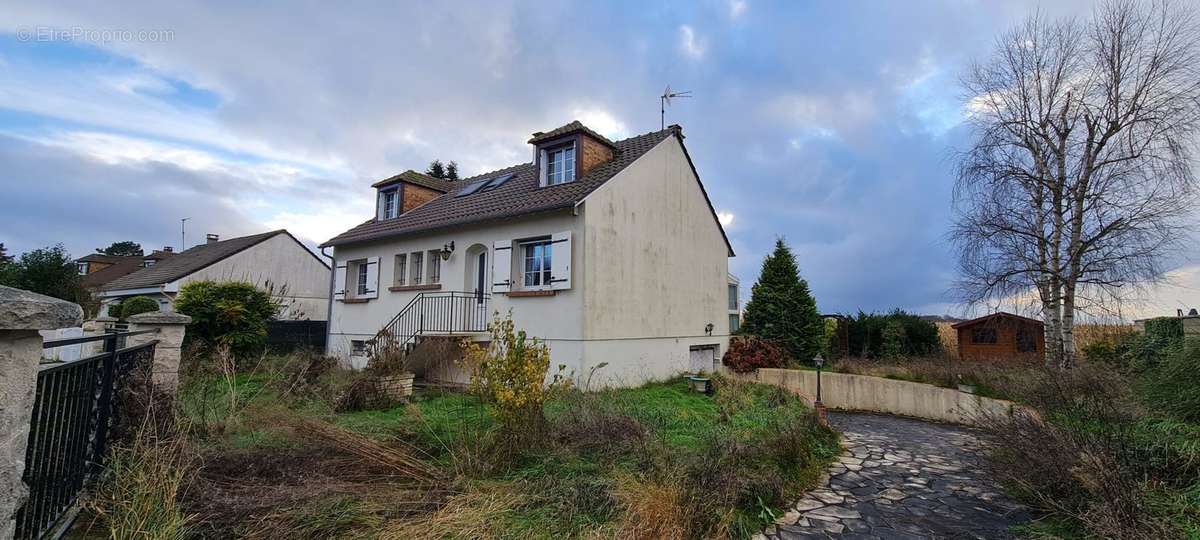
top-left (369, 291), bottom-right (490, 357)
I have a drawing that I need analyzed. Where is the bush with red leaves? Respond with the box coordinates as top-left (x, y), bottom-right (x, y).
top-left (722, 335), bottom-right (788, 373)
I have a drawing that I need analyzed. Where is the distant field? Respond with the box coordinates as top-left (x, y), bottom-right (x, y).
top-left (936, 321), bottom-right (1136, 359)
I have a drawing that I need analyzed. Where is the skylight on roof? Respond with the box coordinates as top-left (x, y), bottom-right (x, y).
top-left (481, 173), bottom-right (514, 191)
top-left (455, 178), bottom-right (490, 197)
top-left (455, 173), bottom-right (514, 197)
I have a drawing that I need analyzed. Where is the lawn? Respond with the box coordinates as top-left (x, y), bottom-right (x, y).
top-left (133, 358), bottom-right (840, 539)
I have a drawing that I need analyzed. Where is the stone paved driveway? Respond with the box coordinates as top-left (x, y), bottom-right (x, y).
top-left (763, 412), bottom-right (1030, 539)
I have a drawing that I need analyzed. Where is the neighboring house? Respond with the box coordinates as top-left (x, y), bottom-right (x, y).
top-left (952, 312), bottom-right (1044, 361)
top-left (76, 249), bottom-right (176, 291)
top-left (98, 230), bottom-right (331, 320)
top-left (321, 121), bottom-right (734, 386)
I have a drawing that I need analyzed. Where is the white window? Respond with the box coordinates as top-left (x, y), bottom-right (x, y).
top-left (522, 240), bottom-right (553, 287)
top-left (141, 259), bottom-right (156, 267)
top-left (356, 261), bottom-right (369, 296)
top-left (411, 252), bottom-right (423, 285)
top-left (77, 262), bottom-right (88, 275)
top-left (394, 254), bottom-right (407, 285)
top-left (384, 190), bottom-right (398, 219)
top-left (427, 251), bottom-right (441, 284)
top-left (545, 143), bottom-right (576, 185)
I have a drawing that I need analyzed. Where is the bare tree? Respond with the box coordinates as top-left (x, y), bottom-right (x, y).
top-left (953, 0), bottom-right (1200, 368)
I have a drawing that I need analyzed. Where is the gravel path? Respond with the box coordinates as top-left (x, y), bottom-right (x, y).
top-left (763, 412), bottom-right (1030, 539)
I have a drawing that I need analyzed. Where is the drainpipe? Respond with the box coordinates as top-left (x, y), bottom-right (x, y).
top-left (321, 246), bottom-right (335, 355)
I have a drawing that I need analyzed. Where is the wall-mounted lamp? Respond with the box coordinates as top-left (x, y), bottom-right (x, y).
top-left (704, 323), bottom-right (714, 336)
top-left (439, 241), bottom-right (455, 261)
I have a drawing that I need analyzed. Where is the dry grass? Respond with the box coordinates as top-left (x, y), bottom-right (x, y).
top-left (608, 476), bottom-right (689, 540)
top-left (264, 411), bottom-right (446, 485)
top-left (936, 322), bottom-right (958, 359)
top-left (379, 483), bottom-right (524, 540)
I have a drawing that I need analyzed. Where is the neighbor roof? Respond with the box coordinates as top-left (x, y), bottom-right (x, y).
top-left (101, 230), bottom-right (293, 291)
top-left (371, 170), bottom-right (456, 192)
top-left (77, 253), bottom-right (133, 264)
top-left (951, 312), bottom-right (1044, 329)
top-left (323, 126), bottom-right (684, 248)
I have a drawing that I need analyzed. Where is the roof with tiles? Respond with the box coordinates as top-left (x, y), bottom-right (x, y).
top-left (321, 124), bottom-right (681, 248)
top-left (101, 230), bottom-right (294, 291)
top-left (371, 169), bottom-right (456, 192)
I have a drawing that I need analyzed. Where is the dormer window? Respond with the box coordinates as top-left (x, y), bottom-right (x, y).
top-left (530, 121), bottom-right (616, 188)
top-left (384, 190), bottom-right (398, 219)
top-left (543, 142), bottom-right (576, 186)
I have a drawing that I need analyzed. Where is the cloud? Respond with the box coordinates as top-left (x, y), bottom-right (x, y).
top-left (569, 107), bottom-right (628, 140)
top-left (678, 25), bottom-right (706, 59)
top-left (728, 0), bottom-right (747, 19)
top-left (0, 0), bottom-right (1116, 317)
top-left (717, 212), bottom-right (735, 227)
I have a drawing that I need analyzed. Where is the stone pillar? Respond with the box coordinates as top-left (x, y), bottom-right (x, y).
top-left (0, 286), bottom-right (82, 538)
top-left (80, 316), bottom-right (117, 358)
top-left (125, 312), bottom-right (191, 393)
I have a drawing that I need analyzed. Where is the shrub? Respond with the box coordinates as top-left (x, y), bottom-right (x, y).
top-left (1141, 338), bottom-right (1200, 422)
top-left (175, 281), bottom-right (280, 359)
top-left (461, 311), bottom-right (570, 449)
top-left (119, 296), bottom-right (160, 320)
top-left (722, 335), bottom-right (787, 373)
top-left (844, 309), bottom-right (940, 359)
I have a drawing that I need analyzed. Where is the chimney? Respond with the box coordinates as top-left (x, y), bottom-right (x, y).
top-left (206, 234), bottom-right (220, 244)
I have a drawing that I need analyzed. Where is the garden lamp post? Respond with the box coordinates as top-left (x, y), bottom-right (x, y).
top-left (813, 354), bottom-right (828, 426)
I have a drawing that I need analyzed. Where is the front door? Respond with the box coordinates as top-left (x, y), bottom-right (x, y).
top-left (473, 251), bottom-right (488, 325)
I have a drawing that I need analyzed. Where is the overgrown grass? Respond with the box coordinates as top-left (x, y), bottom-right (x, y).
top-left (163, 356), bottom-right (837, 539)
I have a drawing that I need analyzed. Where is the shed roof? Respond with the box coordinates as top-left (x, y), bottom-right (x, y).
top-left (951, 312), bottom-right (1044, 329)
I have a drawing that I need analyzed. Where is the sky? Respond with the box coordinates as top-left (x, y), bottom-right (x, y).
top-left (1, 0), bottom-right (1197, 319)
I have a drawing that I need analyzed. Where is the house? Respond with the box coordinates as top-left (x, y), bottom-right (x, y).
top-left (320, 121), bottom-right (734, 386)
top-left (76, 249), bottom-right (176, 291)
top-left (98, 230), bottom-right (331, 320)
top-left (952, 312), bottom-right (1044, 361)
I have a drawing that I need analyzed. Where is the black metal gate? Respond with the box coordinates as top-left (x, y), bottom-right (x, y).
top-left (14, 329), bottom-right (158, 540)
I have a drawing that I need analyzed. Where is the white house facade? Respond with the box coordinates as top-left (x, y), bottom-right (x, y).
top-left (99, 230), bottom-right (331, 320)
top-left (321, 122), bottom-right (733, 387)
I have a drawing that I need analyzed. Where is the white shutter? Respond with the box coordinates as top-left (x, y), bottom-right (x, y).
top-left (333, 263), bottom-right (347, 300)
top-left (492, 240), bottom-right (512, 293)
top-left (376, 191), bottom-right (386, 221)
top-left (364, 256), bottom-right (380, 299)
top-left (550, 230), bottom-right (572, 290)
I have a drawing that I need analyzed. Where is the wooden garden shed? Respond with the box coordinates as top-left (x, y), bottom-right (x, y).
top-left (952, 312), bottom-right (1044, 361)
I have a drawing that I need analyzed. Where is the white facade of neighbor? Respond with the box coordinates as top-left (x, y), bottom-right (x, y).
top-left (326, 134), bottom-right (732, 387)
top-left (100, 233), bottom-right (331, 321)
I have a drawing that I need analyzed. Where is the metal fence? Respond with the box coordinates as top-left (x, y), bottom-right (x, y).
top-left (371, 291), bottom-right (490, 356)
top-left (266, 320), bottom-right (328, 352)
top-left (14, 329), bottom-right (158, 540)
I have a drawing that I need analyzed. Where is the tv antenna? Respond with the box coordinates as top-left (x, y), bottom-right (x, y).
top-left (181, 217), bottom-right (190, 251)
top-left (660, 85), bottom-right (692, 129)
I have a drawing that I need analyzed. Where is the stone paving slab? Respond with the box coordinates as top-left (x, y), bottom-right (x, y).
top-left (761, 412), bottom-right (1029, 540)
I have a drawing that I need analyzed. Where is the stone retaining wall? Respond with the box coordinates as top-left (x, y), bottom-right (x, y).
top-left (735, 368), bottom-right (1016, 426)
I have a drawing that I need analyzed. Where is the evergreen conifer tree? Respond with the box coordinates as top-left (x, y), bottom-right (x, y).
top-left (739, 238), bottom-right (824, 364)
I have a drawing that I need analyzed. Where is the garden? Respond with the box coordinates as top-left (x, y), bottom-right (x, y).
top-left (73, 281), bottom-right (839, 540)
